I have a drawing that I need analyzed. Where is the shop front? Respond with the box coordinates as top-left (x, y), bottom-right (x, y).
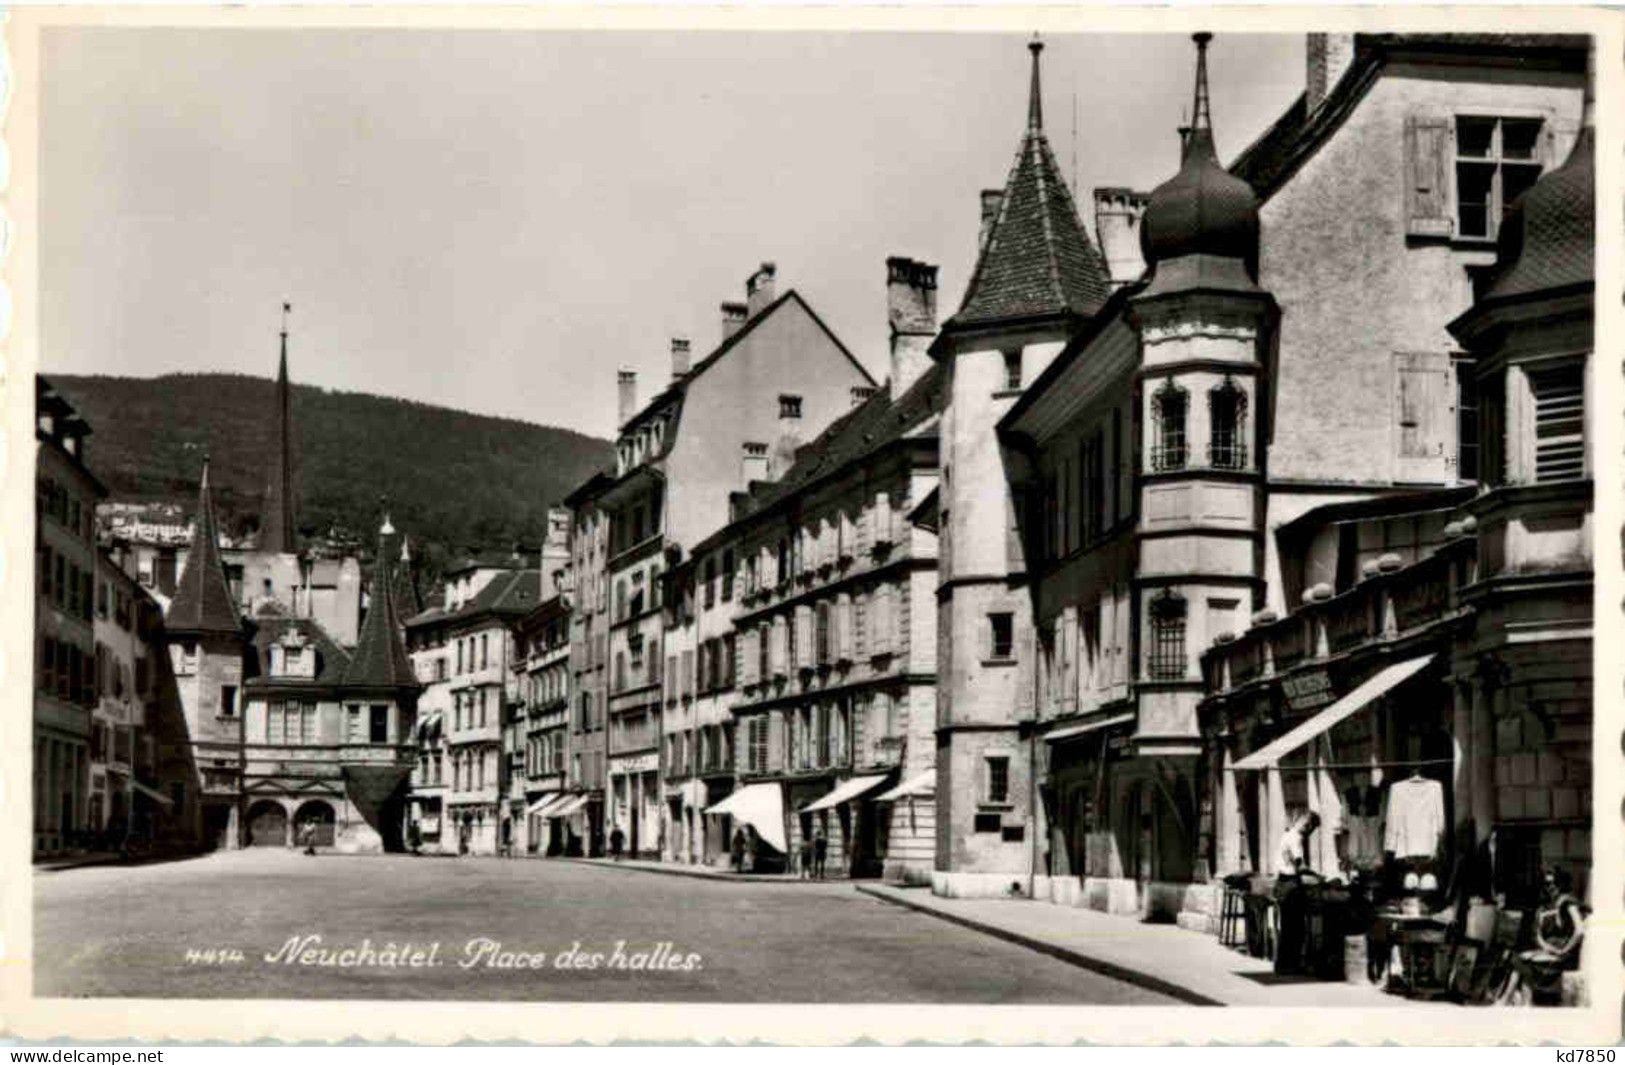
top-left (607, 753), bottom-right (662, 858)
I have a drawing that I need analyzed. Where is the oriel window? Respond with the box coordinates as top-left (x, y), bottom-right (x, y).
top-left (1152, 380), bottom-right (1188, 472)
top-left (1208, 377), bottom-right (1248, 470)
top-left (1147, 590), bottom-right (1187, 681)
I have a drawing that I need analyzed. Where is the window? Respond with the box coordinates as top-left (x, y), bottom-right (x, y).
top-left (1147, 590), bottom-right (1187, 681)
top-left (703, 558), bottom-right (716, 609)
top-left (1453, 115), bottom-right (1545, 240)
top-left (481, 633), bottom-right (489, 669)
top-left (1455, 361), bottom-right (1480, 482)
top-left (1151, 379), bottom-right (1188, 472)
top-left (370, 705), bottom-right (390, 744)
top-left (815, 603), bottom-right (831, 665)
top-left (1530, 363), bottom-right (1586, 482)
top-left (988, 612), bottom-right (1014, 661)
top-left (778, 394), bottom-right (803, 419)
top-left (1002, 350), bottom-right (1023, 391)
top-left (721, 549), bottom-right (735, 601)
top-left (985, 756), bottom-right (1010, 805)
top-left (220, 685), bottom-right (237, 718)
top-left (456, 640), bottom-right (464, 674)
top-left (748, 717), bottom-right (769, 773)
top-left (1209, 378), bottom-right (1248, 470)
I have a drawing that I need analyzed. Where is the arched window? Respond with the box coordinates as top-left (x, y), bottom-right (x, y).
top-left (1209, 377), bottom-right (1249, 470)
top-left (1147, 590), bottom-right (1187, 681)
top-left (1152, 380), bottom-right (1189, 472)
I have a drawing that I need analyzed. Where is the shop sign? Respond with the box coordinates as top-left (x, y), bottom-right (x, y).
top-left (611, 753), bottom-right (658, 775)
top-left (1105, 732), bottom-right (1133, 759)
top-left (1281, 668), bottom-right (1336, 712)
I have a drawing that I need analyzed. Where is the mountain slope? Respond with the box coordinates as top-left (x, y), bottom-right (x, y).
top-left (49, 372), bottom-right (610, 581)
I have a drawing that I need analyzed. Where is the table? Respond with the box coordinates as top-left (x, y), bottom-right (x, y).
top-left (1370, 911), bottom-right (1452, 995)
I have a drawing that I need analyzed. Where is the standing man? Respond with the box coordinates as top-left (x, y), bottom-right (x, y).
top-left (610, 824), bottom-right (625, 861)
top-left (301, 820), bottom-right (317, 856)
top-left (731, 827), bottom-right (746, 873)
top-left (813, 827), bottom-right (828, 880)
top-left (1274, 807), bottom-right (1320, 974)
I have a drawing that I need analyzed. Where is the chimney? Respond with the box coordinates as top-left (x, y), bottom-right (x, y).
top-left (741, 441), bottom-right (769, 486)
top-left (1306, 33), bottom-right (1355, 114)
top-left (1092, 188), bottom-right (1149, 288)
top-left (617, 369), bottom-right (637, 429)
top-left (979, 189), bottom-right (1004, 252)
top-left (721, 301), bottom-right (748, 342)
top-left (772, 394), bottom-right (802, 477)
top-left (670, 336), bottom-right (692, 382)
top-left (745, 262), bottom-right (778, 318)
top-left (886, 256), bottom-right (938, 397)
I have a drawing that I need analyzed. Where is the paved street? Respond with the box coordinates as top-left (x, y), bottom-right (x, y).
top-left (34, 850), bottom-right (1175, 1003)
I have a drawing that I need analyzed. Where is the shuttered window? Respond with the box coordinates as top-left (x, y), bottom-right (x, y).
top-left (1395, 351), bottom-right (1451, 483)
top-left (1530, 363), bottom-right (1586, 482)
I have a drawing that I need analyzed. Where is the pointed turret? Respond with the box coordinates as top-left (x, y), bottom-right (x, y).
top-left (261, 302), bottom-right (298, 555)
top-left (392, 534), bottom-right (423, 619)
top-left (945, 35), bottom-right (1111, 330)
top-left (342, 515), bottom-right (420, 689)
top-left (168, 459), bottom-right (243, 636)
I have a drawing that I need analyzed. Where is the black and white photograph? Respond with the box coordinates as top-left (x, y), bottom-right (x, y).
top-left (12, 6), bottom-right (1620, 1047)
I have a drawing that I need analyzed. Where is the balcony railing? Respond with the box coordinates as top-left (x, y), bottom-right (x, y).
top-left (1208, 440), bottom-right (1249, 471)
top-left (1150, 444), bottom-right (1188, 473)
top-left (1204, 538), bottom-right (1473, 694)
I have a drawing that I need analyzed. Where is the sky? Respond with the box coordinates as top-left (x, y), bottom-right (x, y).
top-left (42, 28), bottom-right (1304, 441)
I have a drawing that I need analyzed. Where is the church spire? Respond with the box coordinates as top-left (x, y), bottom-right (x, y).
top-left (1027, 34), bottom-right (1045, 132)
top-left (167, 456), bottom-right (242, 636)
top-left (342, 514), bottom-right (420, 689)
top-left (262, 302), bottom-right (298, 555)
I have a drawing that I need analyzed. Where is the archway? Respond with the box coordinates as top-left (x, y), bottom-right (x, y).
top-left (294, 800), bottom-right (336, 847)
top-left (247, 800), bottom-right (288, 847)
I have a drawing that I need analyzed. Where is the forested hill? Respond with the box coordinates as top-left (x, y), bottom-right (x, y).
top-left (49, 372), bottom-right (611, 582)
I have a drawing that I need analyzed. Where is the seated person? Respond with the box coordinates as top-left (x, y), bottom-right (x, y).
top-left (1522, 866), bottom-right (1587, 968)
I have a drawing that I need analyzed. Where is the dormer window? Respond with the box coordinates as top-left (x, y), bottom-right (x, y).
top-left (778, 394), bottom-right (802, 419)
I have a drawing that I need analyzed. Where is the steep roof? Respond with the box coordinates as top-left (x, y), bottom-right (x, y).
top-left (260, 316), bottom-right (298, 555)
top-left (342, 521), bottom-right (420, 689)
top-left (392, 536), bottom-right (424, 619)
top-left (245, 601), bottom-right (353, 686)
top-left (166, 461), bottom-right (242, 637)
top-left (1482, 125), bottom-right (1594, 302)
top-left (946, 40), bottom-right (1111, 330)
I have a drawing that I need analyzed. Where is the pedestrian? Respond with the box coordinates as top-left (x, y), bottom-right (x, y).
top-left (610, 825), bottom-right (625, 861)
top-left (799, 834), bottom-right (814, 879)
top-left (301, 821), bottom-right (317, 856)
top-left (813, 827), bottom-right (828, 879)
top-left (1273, 806), bottom-right (1320, 975)
top-left (731, 827), bottom-right (746, 873)
top-left (407, 820), bottom-right (422, 856)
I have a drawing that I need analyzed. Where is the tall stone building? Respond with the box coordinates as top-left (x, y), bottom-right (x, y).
top-left (930, 39), bottom-right (1114, 896)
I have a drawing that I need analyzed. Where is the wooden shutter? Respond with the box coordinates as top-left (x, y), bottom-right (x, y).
top-left (1405, 113), bottom-right (1453, 237)
top-left (873, 492), bottom-right (893, 546)
top-left (795, 605), bottom-right (813, 666)
top-left (1394, 351), bottom-right (1451, 482)
top-left (836, 594), bottom-right (854, 662)
top-left (1530, 363), bottom-right (1586, 482)
top-left (872, 587), bottom-right (894, 655)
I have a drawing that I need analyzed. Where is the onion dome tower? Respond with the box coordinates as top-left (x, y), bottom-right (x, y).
top-left (1127, 33), bottom-right (1276, 784)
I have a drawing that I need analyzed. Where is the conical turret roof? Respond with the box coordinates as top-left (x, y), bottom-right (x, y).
top-left (167, 460), bottom-right (243, 636)
top-left (342, 516), bottom-right (420, 690)
top-left (1483, 126), bottom-right (1593, 302)
top-left (947, 37), bottom-right (1111, 330)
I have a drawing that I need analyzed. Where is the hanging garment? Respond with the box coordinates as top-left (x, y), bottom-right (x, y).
top-left (1344, 814), bottom-right (1384, 870)
top-left (1383, 776), bottom-right (1445, 859)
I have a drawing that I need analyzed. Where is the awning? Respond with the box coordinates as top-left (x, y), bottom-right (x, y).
top-left (704, 783), bottom-right (786, 853)
top-left (550, 795), bottom-right (588, 818)
top-left (130, 780), bottom-right (174, 808)
top-left (525, 791), bottom-right (562, 816)
top-left (1044, 712), bottom-right (1136, 743)
top-left (802, 774), bottom-right (890, 813)
top-left (873, 770), bottom-right (934, 803)
top-left (1232, 654), bottom-right (1437, 771)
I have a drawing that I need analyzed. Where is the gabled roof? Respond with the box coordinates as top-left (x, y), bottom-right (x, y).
top-left (166, 461), bottom-right (242, 637)
top-left (946, 41), bottom-right (1111, 331)
top-left (342, 521), bottom-right (420, 690)
top-left (404, 568), bottom-right (543, 632)
top-left (245, 601), bottom-right (353, 686)
top-left (1231, 33), bottom-right (1587, 201)
top-left (616, 289), bottom-right (876, 456)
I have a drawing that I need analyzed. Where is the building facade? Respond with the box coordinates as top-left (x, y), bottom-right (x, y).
top-left (35, 379), bottom-right (108, 855)
top-left (511, 594), bottom-right (573, 855)
top-left (576, 262), bottom-right (876, 860)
